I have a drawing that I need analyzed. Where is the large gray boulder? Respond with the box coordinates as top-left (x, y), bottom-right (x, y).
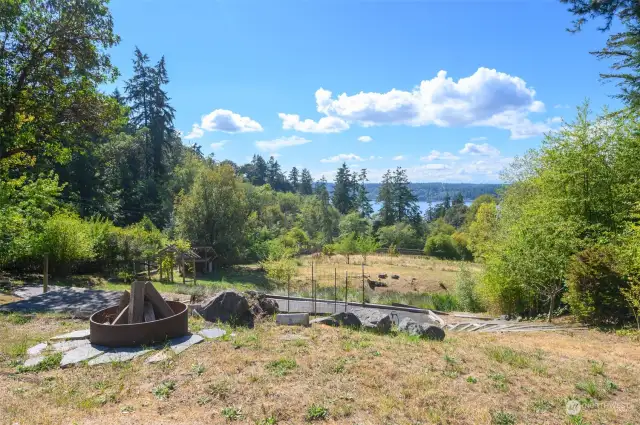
top-left (420, 324), bottom-right (445, 341)
top-left (245, 290), bottom-right (279, 317)
top-left (310, 312), bottom-right (361, 328)
top-left (398, 317), bottom-right (445, 341)
top-left (398, 317), bottom-right (422, 336)
top-left (198, 290), bottom-right (252, 325)
top-left (352, 308), bottom-right (392, 333)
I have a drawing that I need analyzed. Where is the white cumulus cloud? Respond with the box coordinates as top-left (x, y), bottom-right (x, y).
top-left (320, 153), bottom-right (365, 163)
top-left (291, 68), bottom-right (559, 139)
top-left (210, 140), bottom-right (228, 151)
top-left (185, 109), bottom-right (263, 138)
top-left (358, 135), bottom-right (373, 143)
top-left (421, 150), bottom-right (460, 161)
top-left (393, 155), bottom-right (405, 160)
top-left (184, 124), bottom-right (205, 140)
top-left (279, 113), bottom-right (349, 133)
top-left (459, 142), bottom-right (501, 156)
top-left (255, 135), bottom-right (311, 151)
top-left (469, 136), bottom-right (487, 142)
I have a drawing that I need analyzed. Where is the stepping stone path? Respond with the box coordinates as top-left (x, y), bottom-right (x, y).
top-left (60, 343), bottom-right (109, 368)
top-left (27, 343), bottom-right (48, 357)
top-left (23, 327), bottom-right (224, 369)
top-left (198, 327), bottom-right (226, 339)
top-left (89, 347), bottom-right (151, 366)
top-left (443, 321), bottom-right (588, 333)
top-left (51, 339), bottom-right (92, 353)
top-left (50, 329), bottom-right (91, 341)
top-left (170, 334), bottom-right (204, 355)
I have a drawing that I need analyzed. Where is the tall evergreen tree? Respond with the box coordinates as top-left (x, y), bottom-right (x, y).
top-left (377, 170), bottom-right (396, 226)
top-left (561, 0), bottom-right (640, 109)
top-left (315, 176), bottom-right (330, 206)
top-left (252, 155), bottom-right (268, 186)
top-left (354, 169), bottom-right (373, 217)
top-left (125, 47), bottom-right (153, 130)
top-left (376, 167), bottom-right (419, 226)
top-left (148, 56), bottom-right (176, 177)
top-left (332, 162), bottom-right (356, 214)
top-left (391, 167), bottom-right (420, 223)
top-left (300, 168), bottom-right (313, 195)
top-left (289, 167), bottom-right (300, 192)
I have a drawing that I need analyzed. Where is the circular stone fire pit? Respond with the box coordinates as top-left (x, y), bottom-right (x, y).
top-left (89, 301), bottom-right (188, 347)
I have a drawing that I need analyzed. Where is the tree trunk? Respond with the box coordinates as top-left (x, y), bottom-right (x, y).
top-left (547, 295), bottom-right (555, 323)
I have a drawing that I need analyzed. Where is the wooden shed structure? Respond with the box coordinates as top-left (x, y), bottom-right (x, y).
top-left (156, 244), bottom-right (200, 284)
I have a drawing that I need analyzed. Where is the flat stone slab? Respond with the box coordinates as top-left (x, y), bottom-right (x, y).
top-left (60, 344), bottom-right (110, 368)
top-left (198, 328), bottom-right (226, 339)
top-left (276, 313), bottom-right (310, 326)
top-left (51, 339), bottom-right (90, 353)
top-left (170, 334), bottom-right (204, 355)
top-left (146, 350), bottom-right (171, 364)
top-left (27, 342), bottom-right (48, 357)
top-left (0, 288), bottom-right (122, 318)
top-left (50, 329), bottom-right (90, 341)
top-left (88, 347), bottom-right (151, 366)
top-left (23, 355), bottom-right (45, 368)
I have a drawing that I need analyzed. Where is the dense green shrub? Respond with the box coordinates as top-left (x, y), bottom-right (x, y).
top-left (564, 246), bottom-right (631, 325)
top-left (37, 212), bottom-right (95, 276)
top-left (376, 222), bottom-right (422, 249)
top-left (424, 234), bottom-right (459, 260)
top-left (452, 232), bottom-right (473, 261)
top-left (456, 265), bottom-right (484, 312)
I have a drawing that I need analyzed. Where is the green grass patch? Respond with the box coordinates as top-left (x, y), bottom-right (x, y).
top-left (491, 410), bottom-right (516, 425)
top-left (152, 380), bottom-right (176, 399)
top-left (305, 404), bottom-right (328, 421)
top-left (575, 380), bottom-right (602, 400)
top-left (17, 352), bottom-right (62, 373)
top-left (265, 358), bottom-right (297, 376)
top-left (4, 313), bottom-right (33, 325)
top-left (487, 346), bottom-right (530, 369)
top-left (221, 407), bottom-right (243, 421)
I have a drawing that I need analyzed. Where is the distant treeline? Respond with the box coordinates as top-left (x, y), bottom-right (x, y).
top-left (324, 183), bottom-right (503, 202)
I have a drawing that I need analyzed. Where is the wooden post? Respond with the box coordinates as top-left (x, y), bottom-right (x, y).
top-left (159, 257), bottom-right (163, 281)
top-left (171, 255), bottom-right (174, 283)
top-left (192, 258), bottom-right (196, 284)
top-left (182, 254), bottom-right (186, 285)
top-left (128, 281), bottom-right (145, 324)
top-left (43, 253), bottom-right (49, 293)
top-left (147, 259), bottom-right (151, 279)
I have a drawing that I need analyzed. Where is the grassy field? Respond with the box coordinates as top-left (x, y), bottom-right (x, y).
top-left (1, 313), bottom-right (639, 425)
top-left (293, 254), bottom-right (482, 294)
top-left (1, 255), bottom-right (477, 312)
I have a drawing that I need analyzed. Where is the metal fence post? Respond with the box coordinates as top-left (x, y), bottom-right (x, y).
top-left (287, 276), bottom-right (290, 313)
top-left (311, 261), bottom-right (315, 316)
top-left (344, 271), bottom-right (348, 312)
top-left (334, 268), bottom-right (337, 313)
top-left (362, 263), bottom-right (365, 305)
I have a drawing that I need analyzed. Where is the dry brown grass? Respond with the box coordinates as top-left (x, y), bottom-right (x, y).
top-left (293, 254), bottom-right (482, 294)
top-left (1, 313), bottom-right (639, 425)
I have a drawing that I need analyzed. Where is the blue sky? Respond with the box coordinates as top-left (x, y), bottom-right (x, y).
top-left (107, 0), bottom-right (621, 183)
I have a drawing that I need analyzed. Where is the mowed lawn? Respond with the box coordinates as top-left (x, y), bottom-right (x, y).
top-left (1, 314), bottom-right (639, 425)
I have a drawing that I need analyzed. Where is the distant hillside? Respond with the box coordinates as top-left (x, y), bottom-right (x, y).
top-left (324, 182), bottom-right (503, 202)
